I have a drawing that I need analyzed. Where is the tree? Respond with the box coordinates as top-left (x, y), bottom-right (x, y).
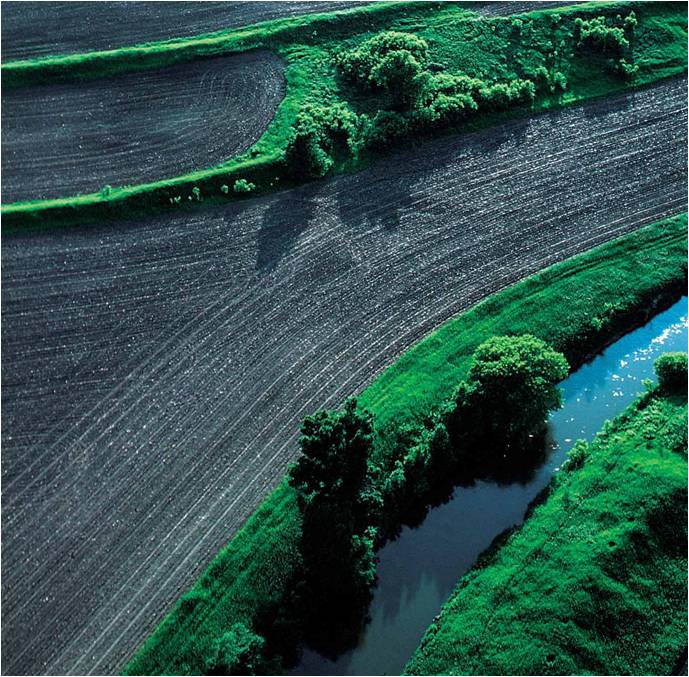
top-left (205, 623), bottom-right (265, 676)
top-left (447, 335), bottom-right (569, 452)
top-left (654, 352), bottom-right (687, 393)
top-left (370, 50), bottom-right (429, 109)
top-left (288, 398), bottom-right (380, 647)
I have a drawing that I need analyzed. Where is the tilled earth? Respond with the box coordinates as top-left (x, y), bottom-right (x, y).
top-left (1, 1), bottom-right (569, 61)
top-left (2, 78), bottom-right (687, 675)
top-left (1, 50), bottom-right (285, 203)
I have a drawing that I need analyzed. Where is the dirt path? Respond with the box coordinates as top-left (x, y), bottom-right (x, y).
top-left (0, 2), bottom-right (568, 61)
top-left (2, 78), bottom-right (687, 675)
top-left (1, 50), bottom-right (285, 203)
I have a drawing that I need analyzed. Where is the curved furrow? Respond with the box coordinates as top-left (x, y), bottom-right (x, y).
top-left (1, 78), bottom-right (686, 675)
top-left (1, 50), bottom-right (285, 203)
top-left (5, 117), bottom-right (681, 599)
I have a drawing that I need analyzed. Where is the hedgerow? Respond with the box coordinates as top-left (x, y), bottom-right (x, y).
top-left (2, 1), bottom-right (686, 228)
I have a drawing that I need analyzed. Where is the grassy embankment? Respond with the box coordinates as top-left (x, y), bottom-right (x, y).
top-left (2, 0), bottom-right (687, 229)
top-left (405, 384), bottom-right (688, 675)
top-left (125, 214), bottom-right (688, 675)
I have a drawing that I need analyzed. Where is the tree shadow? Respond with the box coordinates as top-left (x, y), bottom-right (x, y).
top-left (255, 184), bottom-right (321, 272)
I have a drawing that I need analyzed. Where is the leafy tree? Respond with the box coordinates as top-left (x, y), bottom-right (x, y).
top-left (654, 352), bottom-right (687, 393)
top-left (284, 104), bottom-right (361, 179)
top-left (447, 335), bottom-right (569, 451)
top-left (336, 31), bottom-right (429, 87)
top-left (291, 398), bottom-right (373, 507)
top-left (205, 623), bottom-right (265, 676)
top-left (289, 398), bottom-right (380, 642)
top-left (369, 49), bottom-right (429, 109)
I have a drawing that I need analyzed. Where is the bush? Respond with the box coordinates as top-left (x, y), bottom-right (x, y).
top-left (284, 104), bottom-right (361, 179)
top-left (205, 623), bottom-right (265, 676)
top-left (574, 12), bottom-right (637, 78)
top-left (654, 353), bottom-right (688, 393)
top-left (336, 31), bottom-right (429, 88)
top-left (233, 178), bottom-right (256, 194)
top-left (447, 335), bottom-right (569, 451)
top-left (564, 440), bottom-right (589, 472)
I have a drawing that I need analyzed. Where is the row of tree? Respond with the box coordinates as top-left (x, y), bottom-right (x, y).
top-left (205, 334), bottom-right (569, 673)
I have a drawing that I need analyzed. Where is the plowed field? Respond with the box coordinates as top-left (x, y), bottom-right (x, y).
top-left (2, 77), bottom-right (687, 675)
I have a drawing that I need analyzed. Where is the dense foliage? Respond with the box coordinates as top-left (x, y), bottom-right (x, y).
top-left (124, 218), bottom-right (687, 676)
top-left (205, 623), bottom-right (266, 676)
top-left (288, 398), bottom-right (380, 646)
top-left (405, 385), bottom-right (688, 675)
top-left (448, 335), bottom-right (568, 451)
top-left (655, 352), bottom-right (688, 393)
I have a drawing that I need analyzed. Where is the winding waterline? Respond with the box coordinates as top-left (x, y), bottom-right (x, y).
top-left (295, 297), bottom-right (689, 676)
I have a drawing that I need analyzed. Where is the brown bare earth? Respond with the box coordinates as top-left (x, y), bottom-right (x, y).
top-left (0, 51), bottom-right (285, 203)
top-left (2, 78), bottom-right (687, 675)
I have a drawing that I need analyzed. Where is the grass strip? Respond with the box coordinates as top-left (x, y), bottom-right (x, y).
top-left (125, 215), bottom-right (688, 675)
top-left (405, 387), bottom-right (688, 675)
top-left (2, 1), bottom-right (686, 229)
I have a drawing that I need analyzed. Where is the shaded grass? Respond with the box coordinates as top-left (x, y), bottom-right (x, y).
top-left (2, 1), bottom-right (686, 229)
top-left (405, 388), bottom-right (688, 675)
top-left (125, 215), bottom-right (688, 675)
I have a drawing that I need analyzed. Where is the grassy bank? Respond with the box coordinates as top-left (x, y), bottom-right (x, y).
top-left (405, 385), bottom-right (688, 675)
top-left (3, 1), bottom-right (686, 229)
top-left (125, 215), bottom-right (688, 675)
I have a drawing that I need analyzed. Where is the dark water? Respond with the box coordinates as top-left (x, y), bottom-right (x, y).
top-left (295, 297), bottom-right (689, 676)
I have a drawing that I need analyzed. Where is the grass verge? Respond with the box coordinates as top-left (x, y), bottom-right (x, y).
top-left (405, 386), bottom-right (688, 675)
top-left (2, 0), bottom-right (686, 229)
top-left (124, 214), bottom-right (687, 675)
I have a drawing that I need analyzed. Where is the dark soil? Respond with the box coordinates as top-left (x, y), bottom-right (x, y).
top-left (1, 50), bottom-right (285, 202)
top-left (1, 77), bottom-right (687, 675)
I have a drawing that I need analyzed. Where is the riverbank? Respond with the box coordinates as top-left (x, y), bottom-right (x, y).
top-left (2, 1), bottom-right (686, 228)
top-left (296, 296), bottom-right (688, 675)
top-left (405, 380), bottom-right (688, 675)
top-left (125, 214), bottom-right (687, 675)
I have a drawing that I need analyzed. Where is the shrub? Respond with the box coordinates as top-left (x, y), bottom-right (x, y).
top-left (284, 104), bottom-right (361, 179)
top-left (205, 623), bottom-right (265, 676)
top-left (233, 178), bottom-right (256, 194)
top-left (447, 335), bottom-right (569, 451)
top-left (336, 31), bottom-right (429, 87)
top-left (654, 353), bottom-right (688, 393)
top-left (220, 184), bottom-right (229, 194)
top-left (564, 440), bottom-right (589, 472)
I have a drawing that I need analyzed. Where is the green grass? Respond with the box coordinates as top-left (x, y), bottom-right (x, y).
top-left (405, 387), bottom-right (688, 675)
top-left (125, 215), bottom-right (687, 675)
top-left (2, 1), bottom-right (686, 229)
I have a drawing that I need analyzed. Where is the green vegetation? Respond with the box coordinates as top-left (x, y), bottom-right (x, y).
top-left (125, 214), bottom-right (687, 676)
top-left (205, 623), bottom-right (268, 676)
top-left (405, 381), bottom-right (688, 675)
top-left (448, 335), bottom-right (569, 451)
top-left (3, 1), bottom-right (686, 228)
top-left (655, 352), bottom-right (688, 394)
top-left (287, 399), bottom-right (379, 649)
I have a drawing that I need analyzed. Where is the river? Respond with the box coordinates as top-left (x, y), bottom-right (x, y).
top-left (295, 297), bottom-right (689, 675)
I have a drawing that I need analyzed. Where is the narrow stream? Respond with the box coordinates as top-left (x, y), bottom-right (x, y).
top-left (295, 297), bottom-right (688, 676)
